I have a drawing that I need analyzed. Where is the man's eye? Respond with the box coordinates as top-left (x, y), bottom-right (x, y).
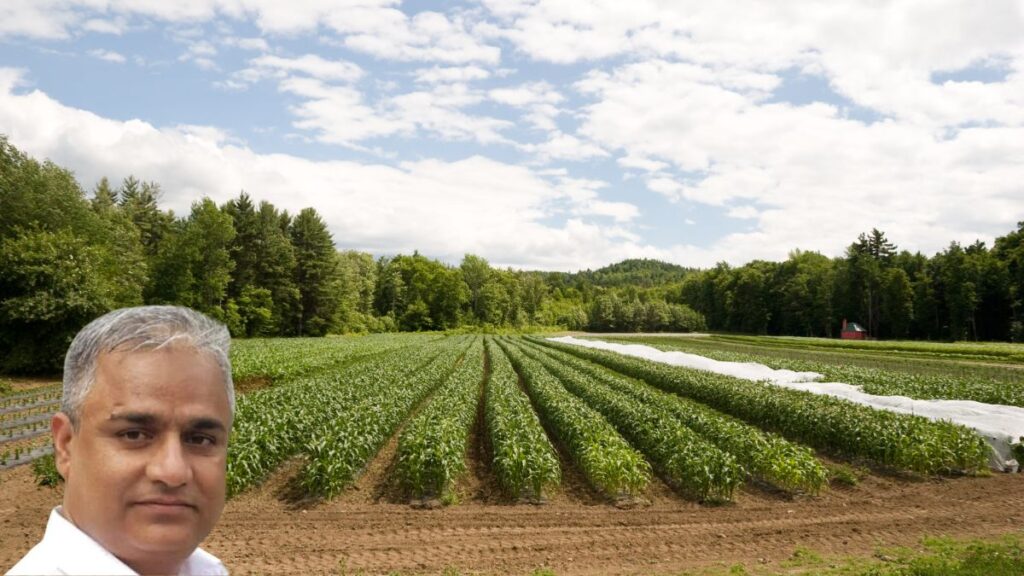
top-left (186, 434), bottom-right (216, 446)
top-left (119, 430), bottom-right (150, 442)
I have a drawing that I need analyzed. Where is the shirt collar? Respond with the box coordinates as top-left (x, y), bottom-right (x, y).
top-left (44, 507), bottom-right (138, 575)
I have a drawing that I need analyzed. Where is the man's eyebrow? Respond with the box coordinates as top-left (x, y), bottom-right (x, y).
top-left (107, 412), bottom-right (159, 426)
top-left (106, 413), bottom-right (226, 433)
top-left (188, 417), bottom-right (228, 433)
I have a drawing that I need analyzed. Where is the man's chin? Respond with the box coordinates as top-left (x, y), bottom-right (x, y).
top-left (123, 520), bottom-right (207, 556)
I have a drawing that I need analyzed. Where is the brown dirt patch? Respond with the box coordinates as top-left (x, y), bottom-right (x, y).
top-left (234, 375), bottom-right (273, 395)
top-left (1, 378), bottom-right (60, 394)
top-left (2, 456), bottom-right (1023, 574)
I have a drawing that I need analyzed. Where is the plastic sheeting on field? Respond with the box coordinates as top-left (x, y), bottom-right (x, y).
top-left (548, 336), bottom-right (1023, 473)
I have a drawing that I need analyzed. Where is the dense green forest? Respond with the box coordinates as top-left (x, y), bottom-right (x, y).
top-left (2, 136), bottom-right (1023, 372)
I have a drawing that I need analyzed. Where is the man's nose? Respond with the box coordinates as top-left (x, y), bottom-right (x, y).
top-left (147, 436), bottom-right (193, 487)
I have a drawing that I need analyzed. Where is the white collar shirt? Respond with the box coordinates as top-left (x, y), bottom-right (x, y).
top-left (6, 507), bottom-right (227, 576)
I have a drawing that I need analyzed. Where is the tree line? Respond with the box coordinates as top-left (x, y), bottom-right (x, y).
top-left (676, 227), bottom-right (1024, 342)
top-left (0, 137), bottom-right (704, 372)
top-left (2, 136), bottom-right (1022, 372)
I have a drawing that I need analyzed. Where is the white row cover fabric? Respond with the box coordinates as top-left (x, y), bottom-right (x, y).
top-left (548, 336), bottom-right (1023, 472)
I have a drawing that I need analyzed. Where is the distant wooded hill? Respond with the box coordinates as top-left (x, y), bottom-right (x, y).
top-left (545, 259), bottom-right (697, 288)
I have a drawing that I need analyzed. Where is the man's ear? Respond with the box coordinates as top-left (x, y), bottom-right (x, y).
top-left (51, 412), bottom-right (75, 482)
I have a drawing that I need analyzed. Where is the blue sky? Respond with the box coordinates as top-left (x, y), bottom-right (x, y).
top-left (1, 1), bottom-right (1022, 270)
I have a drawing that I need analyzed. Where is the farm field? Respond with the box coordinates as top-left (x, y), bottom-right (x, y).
top-left (591, 333), bottom-right (1024, 407)
top-left (2, 333), bottom-right (1023, 575)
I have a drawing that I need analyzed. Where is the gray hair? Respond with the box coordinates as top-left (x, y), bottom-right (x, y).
top-left (62, 305), bottom-right (234, 427)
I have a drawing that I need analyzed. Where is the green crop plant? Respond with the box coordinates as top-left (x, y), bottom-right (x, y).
top-left (298, 336), bottom-right (474, 499)
top-left (519, 338), bottom-right (828, 495)
top-left (496, 338), bottom-right (650, 498)
top-left (395, 337), bottom-right (485, 500)
top-left (608, 335), bottom-right (1024, 408)
top-left (226, 336), bottom-right (446, 496)
top-left (483, 338), bottom-right (561, 500)
top-left (533, 337), bottom-right (990, 476)
top-left (509, 339), bottom-right (742, 502)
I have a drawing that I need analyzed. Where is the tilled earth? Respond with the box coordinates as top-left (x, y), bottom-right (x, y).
top-left (2, 445), bottom-right (1022, 575)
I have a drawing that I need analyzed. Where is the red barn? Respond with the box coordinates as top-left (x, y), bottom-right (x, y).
top-left (841, 319), bottom-right (867, 340)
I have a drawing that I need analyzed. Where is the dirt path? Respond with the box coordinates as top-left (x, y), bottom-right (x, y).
top-left (5, 457), bottom-right (1021, 575)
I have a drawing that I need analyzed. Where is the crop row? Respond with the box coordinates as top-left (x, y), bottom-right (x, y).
top-left (506, 338), bottom-right (742, 501)
top-left (395, 337), bottom-right (485, 500)
top-left (483, 338), bottom-right (561, 500)
top-left (496, 339), bottom-right (651, 498)
top-left (299, 336), bottom-right (474, 498)
top-left (1, 401), bottom-right (55, 424)
top-left (714, 334), bottom-right (1024, 363)
top-left (532, 337), bottom-right (990, 475)
top-left (230, 334), bottom-right (437, 385)
top-left (0, 388), bottom-right (60, 412)
top-left (1, 418), bottom-right (49, 441)
top-left (0, 441), bottom-right (53, 470)
top-left (611, 336), bottom-right (1024, 408)
top-left (226, 337), bottom-right (452, 496)
top-left (518, 339), bottom-right (828, 494)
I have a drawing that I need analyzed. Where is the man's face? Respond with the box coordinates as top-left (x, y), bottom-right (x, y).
top-left (53, 346), bottom-right (231, 569)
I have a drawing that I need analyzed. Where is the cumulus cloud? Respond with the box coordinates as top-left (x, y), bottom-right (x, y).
top-left (238, 54), bottom-right (364, 84)
top-left (576, 57), bottom-right (1024, 262)
top-left (325, 9), bottom-right (500, 64)
top-left (413, 65), bottom-right (490, 84)
top-left (3, 1), bottom-right (1023, 269)
top-left (0, 1), bottom-right (500, 65)
top-left (88, 49), bottom-right (126, 64)
top-left (521, 132), bottom-right (608, 162)
top-left (82, 17), bottom-right (128, 35)
top-left (222, 36), bottom-right (269, 52)
top-left (0, 70), bottom-right (647, 270)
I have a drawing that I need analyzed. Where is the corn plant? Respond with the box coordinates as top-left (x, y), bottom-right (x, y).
top-left (497, 339), bottom-right (650, 498)
top-left (510, 339), bottom-right (743, 502)
top-left (298, 336), bottom-right (474, 499)
top-left (395, 337), bottom-right (485, 500)
top-left (533, 337), bottom-right (990, 476)
top-left (520, 338), bottom-right (827, 494)
top-left (484, 338), bottom-right (560, 500)
top-left (226, 337), bottom-right (446, 496)
top-left (231, 334), bottom-right (433, 385)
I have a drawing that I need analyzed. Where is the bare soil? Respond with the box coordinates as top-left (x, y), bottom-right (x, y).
top-left (1, 378), bottom-right (60, 394)
top-left (3, 452), bottom-right (1022, 575)
top-left (234, 375), bottom-right (274, 395)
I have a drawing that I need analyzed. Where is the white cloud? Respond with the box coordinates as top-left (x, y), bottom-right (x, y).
top-left (726, 205), bottom-right (760, 220)
top-left (277, 77), bottom-right (408, 145)
top-left (0, 1), bottom-right (500, 66)
top-left (241, 54), bottom-right (364, 83)
top-left (489, 81), bottom-right (565, 132)
top-left (617, 155), bottom-right (668, 172)
top-left (521, 132), bottom-right (608, 162)
top-left (487, 1), bottom-right (1024, 131)
top-left (489, 82), bottom-right (563, 107)
top-left (328, 10), bottom-right (500, 64)
top-left (387, 83), bottom-right (513, 145)
top-left (413, 65), bottom-right (490, 84)
top-left (239, 66), bottom-right (513, 147)
top-left (88, 49), bottom-right (126, 64)
top-left (0, 71), bottom-right (649, 270)
top-left (223, 36), bottom-right (269, 52)
top-left (82, 17), bottom-right (127, 35)
top-left (177, 40), bottom-right (219, 70)
top-left (4, 2), bottom-right (1023, 270)
top-left (0, 1), bottom-right (79, 40)
top-left (575, 56), bottom-right (1024, 263)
